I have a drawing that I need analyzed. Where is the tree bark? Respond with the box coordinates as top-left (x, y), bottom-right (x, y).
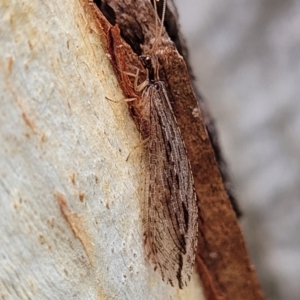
top-left (0, 0), bottom-right (263, 299)
top-left (0, 0), bottom-right (205, 299)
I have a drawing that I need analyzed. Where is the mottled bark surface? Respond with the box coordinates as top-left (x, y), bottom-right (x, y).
top-left (1, 0), bottom-right (265, 299)
top-left (0, 0), bottom-right (203, 299)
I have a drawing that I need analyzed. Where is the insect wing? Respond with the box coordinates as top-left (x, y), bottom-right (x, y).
top-left (142, 81), bottom-right (198, 288)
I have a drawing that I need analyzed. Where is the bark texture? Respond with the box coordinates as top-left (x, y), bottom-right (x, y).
top-left (0, 0), bottom-right (263, 299)
top-left (0, 0), bottom-right (204, 299)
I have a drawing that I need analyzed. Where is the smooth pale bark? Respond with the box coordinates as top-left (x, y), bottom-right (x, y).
top-left (0, 0), bottom-right (204, 299)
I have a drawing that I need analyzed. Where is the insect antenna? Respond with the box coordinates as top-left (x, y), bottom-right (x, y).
top-left (151, 0), bottom-right (167, 54)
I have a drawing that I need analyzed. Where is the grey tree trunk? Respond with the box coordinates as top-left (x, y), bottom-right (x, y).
top-left (0, 0), bottom-right (205, 299)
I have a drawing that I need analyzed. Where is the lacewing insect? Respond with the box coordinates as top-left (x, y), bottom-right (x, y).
top-left (133, 0), bottom-right (198, 289)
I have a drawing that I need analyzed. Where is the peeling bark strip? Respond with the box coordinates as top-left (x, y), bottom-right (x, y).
top-left (87, 1), bottom-right (264, 299)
